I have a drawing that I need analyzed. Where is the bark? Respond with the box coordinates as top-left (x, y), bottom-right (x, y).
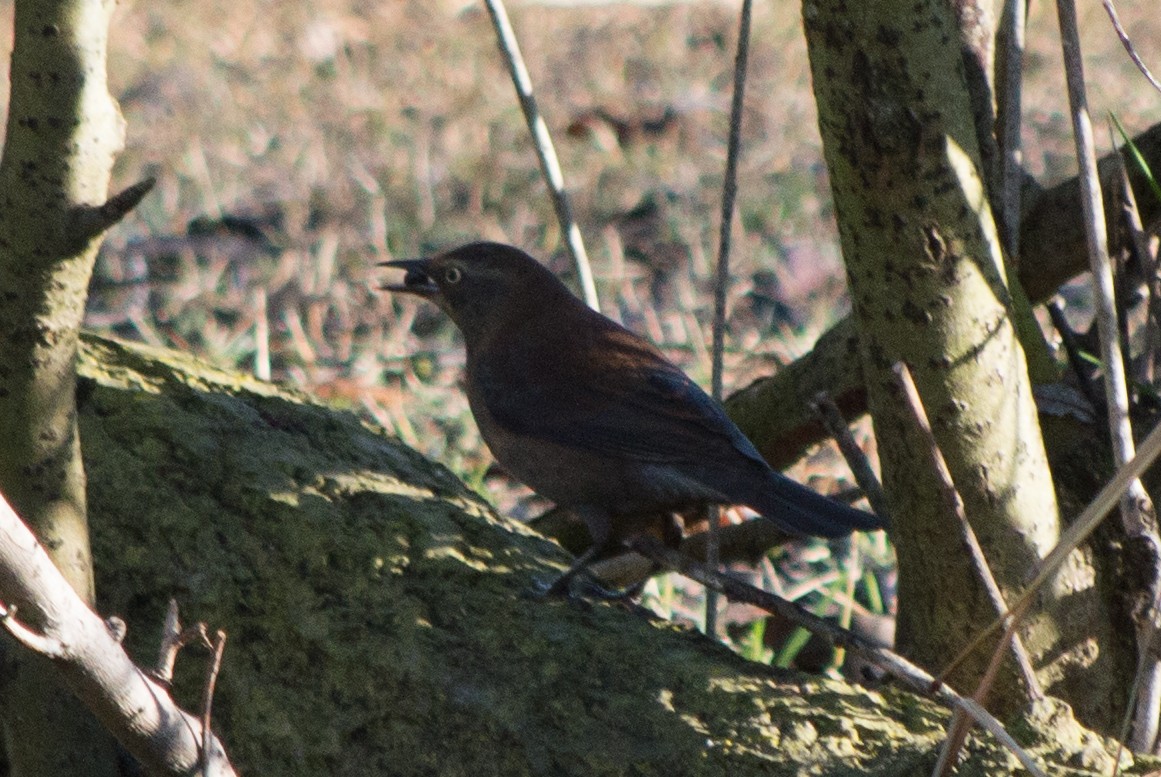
top-left (801, 0), bottom-right (1103, 716)
top-left (0, 0), bottom-right (144, 773)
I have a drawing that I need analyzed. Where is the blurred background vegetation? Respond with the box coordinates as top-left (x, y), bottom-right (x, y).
top-left (0, 0), bottom-right (1156, 659)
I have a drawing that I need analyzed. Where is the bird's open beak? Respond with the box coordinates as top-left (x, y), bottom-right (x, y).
top-left (379, 258), bottom-right (438, 298)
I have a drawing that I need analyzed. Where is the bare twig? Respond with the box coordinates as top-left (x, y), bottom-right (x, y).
top-left (201, 630), bottom-right (227, 777)
top-left (701, 504), bottom-right (722, 637)
top-left (1046, 298), bottom-right (1103, 411)
top-left (1110, 128), bottom-right (1161, 385)
top-left (0, 491), bottom-right (237, 776)
top-left (482, 0), bottom-right (598, 310)
top-left (1099, 0), bottom-right (1161, 96)
top-left (705, 0), bottom-right (753, 639)
top-left (627, 535), bottom-right (1047, 777)
top-left (1056, 0), bottom-right (1135, 489)
top-left (254, 287), bottom-right (271, 382)
top-left (0, 603), bottom-right (62, 655)
top-left (1120, 584), bottom-right (1161, 763)
top-left (892, 363), bottom-right (1041, 777)
top-left (934, 618), bottom-right (1031, 777)
top-left (156, 598), bottom-right (184, 685)
top-left (1057, 0), bottom-right (1161, 750)
top-left (711, 0), bottom-right (753, 403)
top-left (996, 0), bottom-right (1027, 257)
top-left (1103, 134), bottom-right (1161, 751)
top-left (937, 417), bottom-right (1161, 691)
top-left (810, 391), bottom-right (890, 522)
top-left (892, 364), bottom-right (1041, 696)
top-left (67, 177), bottom-right (156, 248)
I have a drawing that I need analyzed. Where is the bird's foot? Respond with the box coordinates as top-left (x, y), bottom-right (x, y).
top-left (527, 571), bottom-right (644, 602)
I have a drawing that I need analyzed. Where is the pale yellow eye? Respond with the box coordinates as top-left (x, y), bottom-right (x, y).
top-left (444, 266), bottom-right (463, 284)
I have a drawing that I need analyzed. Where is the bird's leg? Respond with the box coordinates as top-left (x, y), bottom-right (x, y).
top-left (541, 513), bottom-right (687, 600)
top-left (540, 542), bottom-right (606, 597)
top-left (595, 512), bottom-right (685, 600)
top-left (538, 507), bottom-right (626, 598)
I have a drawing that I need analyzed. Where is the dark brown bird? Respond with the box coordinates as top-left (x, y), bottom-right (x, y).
top-left (382, 242), bottom-right (884, 594)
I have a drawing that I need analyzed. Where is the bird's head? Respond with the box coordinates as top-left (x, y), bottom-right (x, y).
top-left (380, 242), bottom-right (579, 343)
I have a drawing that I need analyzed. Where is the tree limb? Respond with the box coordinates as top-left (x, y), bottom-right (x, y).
top-left (0, 491), bottom-right (238, 777)
top-left (67, 177), bottom-right (156, 249)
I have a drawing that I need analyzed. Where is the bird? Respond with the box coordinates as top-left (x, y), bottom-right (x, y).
top-left (381, 242), bottom-right (885, 595)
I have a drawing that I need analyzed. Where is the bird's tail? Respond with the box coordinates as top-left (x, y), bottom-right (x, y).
top-left (749, 472), bottom-right (886, 538)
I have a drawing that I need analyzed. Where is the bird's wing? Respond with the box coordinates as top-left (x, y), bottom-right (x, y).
top-left (474, 327), bottom-right (766, 467)
top-left (473, 318), bottom-right (887, 536)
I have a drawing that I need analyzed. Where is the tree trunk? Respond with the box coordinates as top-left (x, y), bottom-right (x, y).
top-left (0, 0), bottom-right (135, 773)
top-left (801, 0), bottom-right (1124, 721)
top-left (724, 121), bottom-right (1161, 472)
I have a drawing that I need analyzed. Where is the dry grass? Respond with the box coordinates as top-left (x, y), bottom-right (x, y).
top-left (0, 0), bottom-right (1158, 650)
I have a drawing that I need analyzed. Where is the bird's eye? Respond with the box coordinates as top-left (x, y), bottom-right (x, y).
top-left (444, 266), bottom-right (463, 284)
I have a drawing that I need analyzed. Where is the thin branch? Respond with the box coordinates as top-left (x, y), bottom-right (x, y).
top-left (1109, 124), bottom-right (1161, 386)
top-left (1056, 0), bottom-right (1134, 491)
top-left (481, 0), bottom-right (598, 310)
top-left (627, 535), bottom-right (1047, 777)
top-left (1057, 0), bottom-right (1161, 750)
top-left (934, 618), bottom-right (1028, 777)
top-left (997, 0), bottom-right (1027, 257)
top-left (711, 0), bottom-right (752, 403)
top-left (705, 0), bottom-right (753, 639)
top-left (1120, 583), bottom-right (1161, 762)
top-left (201, 631), bottom-right (227, 777)
top-left (156, 598), bottom-right (183, 685)
top-left (68, 177), bottom-right (156, 248)
top-left (893, 362), bottom-right (1041, 777)
top-left (254, 287), bottom-right (271, 382)
top-left (892, 364), bottom-right (1041, 696)
top-left (1099, 0), bottom-right (1161, 96)
top-left (1046, 298), bottom-right (1104, 411)
top-left (937, 416), bottom-right (1161, 690)
top-left (0, 491), bottom-right (238, 776)
top-left (0, 602), bottom-right (62, 655)
top-left (810, 391), bottom-right (890, 522)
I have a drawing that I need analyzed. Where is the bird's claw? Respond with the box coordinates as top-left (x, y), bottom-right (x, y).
top-left (526, 572), bottom-right (644, 603)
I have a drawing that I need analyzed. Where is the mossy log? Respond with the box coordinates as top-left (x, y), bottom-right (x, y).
top-left (74, 333), bottom-right (1146, 776)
